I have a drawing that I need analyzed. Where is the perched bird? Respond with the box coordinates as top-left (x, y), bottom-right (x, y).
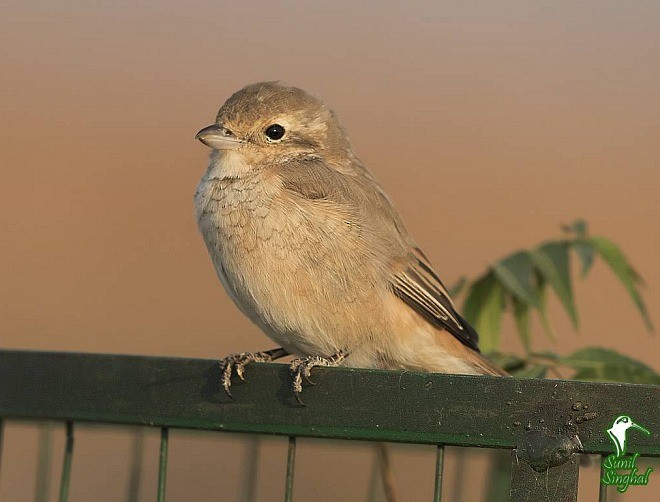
top-left (195, 82), bottom-right (506, 402)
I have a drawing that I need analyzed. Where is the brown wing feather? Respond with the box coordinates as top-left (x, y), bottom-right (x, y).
top-left (392, 248), bottom-right (481, 352)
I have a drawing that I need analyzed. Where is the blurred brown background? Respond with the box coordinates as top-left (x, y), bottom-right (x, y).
top-left (1, 1), bottom-right (658, 500)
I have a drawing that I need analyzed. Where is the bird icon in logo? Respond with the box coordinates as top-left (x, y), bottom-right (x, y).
top-left (607, 415), bottom-right (651, 458)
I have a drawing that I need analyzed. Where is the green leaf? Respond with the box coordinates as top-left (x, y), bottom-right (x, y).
top-left (462, 271), bottom-right (505, 353)
top-left (562, 219), bottom-right (588, 238)
top-left (492, 251), bottom-right (540, 308)
top-left (487, 352), bottom-right (526, 372)
top-left (447, 276), bottom-right (467, 298)
top-left (530, 241), bottom-right (579, 329)
top-left (562, 347), bottom-right (660, 384)
top-left (511, 296), bottom-right (531, 352)
top-left (572, 240), bottom-right (596, 278)
top-left (530, 350), bottom-right (561, 361)
top-left (535, 273), bottom-right (556, 342)
top-left (588, 236), bottom-right (654, 332)
top-left (511, 364), bottom-right (548, 379)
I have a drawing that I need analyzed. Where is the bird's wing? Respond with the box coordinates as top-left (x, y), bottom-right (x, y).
top-left (343, 166), bottom-right (482, 353)
top-left (391, 247), bottom-right (481, 352)
top-left (279, 157), bottom-right (355, 203)
top-left (336, 163), bottom-right (483, 353)
top-left (279, 156), bottom-right (481, 353)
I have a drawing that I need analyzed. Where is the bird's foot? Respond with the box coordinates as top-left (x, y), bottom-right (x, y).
top-left (219, 348), bottom-right (288, 397)
top-left (289, 350), bottom-right (348, 405)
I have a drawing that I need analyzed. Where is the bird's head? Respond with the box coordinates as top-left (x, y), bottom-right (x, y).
top-left (196, 82), bottom-right (354, 168)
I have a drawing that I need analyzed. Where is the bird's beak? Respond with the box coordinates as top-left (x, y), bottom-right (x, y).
top-left (195, 124), bottom-right (243, 150)
top-left (630, 421), bottom-right (651, 435)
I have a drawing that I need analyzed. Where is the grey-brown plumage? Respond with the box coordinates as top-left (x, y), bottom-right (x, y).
top-left (195, 82), bottom-right (505, 398)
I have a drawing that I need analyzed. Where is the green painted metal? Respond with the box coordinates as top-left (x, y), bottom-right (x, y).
top-left (433, 445), bottom-right (444, 502)
top-left (157, 427), bottom-right (169, 502)
top-left (240, 437), bottom-right (260, 502)
top-left (510, 449), bottom-right (579, 502)
top-left (58, 421), bottom-right (74, 502)
top-left (36, 424), bottom-right (53, 502)
top-left (127, 429), bottom-right (144, 502)
top-left (0, 350), bottom-right (657, 458)
top-left (285, 437), bottom-right (296, 502)
top-left (0, 418), bottom-right (3, 481)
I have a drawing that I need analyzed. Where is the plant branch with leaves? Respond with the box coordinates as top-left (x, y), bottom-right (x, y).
top-left (450, 220), bottom-right (657, 384)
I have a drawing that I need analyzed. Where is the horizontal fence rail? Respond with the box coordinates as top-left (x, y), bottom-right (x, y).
top-left (1, 350), bottom-right (658, 455)
top-left (0, 349), bottom-right (659, 501)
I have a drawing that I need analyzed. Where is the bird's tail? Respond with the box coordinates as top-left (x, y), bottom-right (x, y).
top-left (469, 350), bottom-right (510, 376)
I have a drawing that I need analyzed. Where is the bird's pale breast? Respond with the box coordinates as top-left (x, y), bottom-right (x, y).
top-left (195, 158), bottom-right (384, 358)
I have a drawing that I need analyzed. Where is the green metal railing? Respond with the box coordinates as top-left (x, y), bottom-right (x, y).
top-left (0, 350), bottom-right (658, 501)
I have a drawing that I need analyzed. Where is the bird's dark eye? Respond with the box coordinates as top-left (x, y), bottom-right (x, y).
top-left (265, 124), bottom-right (285, 141)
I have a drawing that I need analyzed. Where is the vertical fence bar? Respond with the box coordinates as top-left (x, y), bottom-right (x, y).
top-left (126, 428), bottom-right (145, 502)
top-left (157, 428), bottom-right (169, 502)
top-left (241, 436), bottom-right (260, 502)
top-left (510, 449), bottom-right (579, 502)
top-left (284, 437), bottom-right (296, 502)
top-left (598, 455), bottom-right (608, 502)
top-left (36, 423), bottom-right (54, 502)
top-left (58, 421), bottom-right (74, 502)
top-left (0, 419), bottom-right (4, 480)
top-left (433, 445), bottom-right (445, 502)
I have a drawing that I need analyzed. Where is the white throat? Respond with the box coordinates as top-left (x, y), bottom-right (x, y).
top-left (207, 150), bottom-right (252, 180)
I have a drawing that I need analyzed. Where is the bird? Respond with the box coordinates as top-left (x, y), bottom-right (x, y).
top-left (607, 415), bottom-right (650, 457)
top-left (194, 81), bottom-right (506, 403)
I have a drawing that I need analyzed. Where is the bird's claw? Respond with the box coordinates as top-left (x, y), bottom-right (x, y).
top-left (218, 351), bottom-right (277, 397)
top-left (289, 350), bottom-right (348, 405)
